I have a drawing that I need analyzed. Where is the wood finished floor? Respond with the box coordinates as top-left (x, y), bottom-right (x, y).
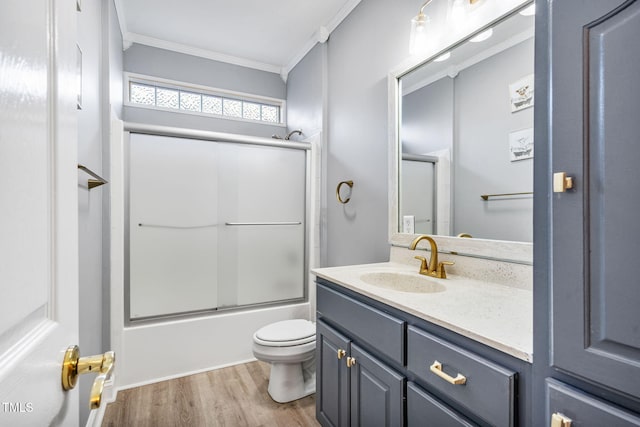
top-left (102, 361), bottom-right (320, 427)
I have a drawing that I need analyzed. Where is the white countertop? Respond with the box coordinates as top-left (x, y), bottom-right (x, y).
top-left (312, 262), bottom-right (533, 362)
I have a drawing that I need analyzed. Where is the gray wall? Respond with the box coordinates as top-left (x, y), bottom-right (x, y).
top-left (454, 39), bottom-right (534, 241)
top-left (324, 0), bottom-right (416, 266)
top-left (402, 77), bottom-right (454, 155)
top-left (286, 43), bottom-right (325, 139)
top-left (123, 44), bottom-right (286, 138)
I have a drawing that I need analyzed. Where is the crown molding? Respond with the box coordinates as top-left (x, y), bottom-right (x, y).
top-left (114, 0), bottom-right (362, 81)
top-left (282, 0), bottom-right (362, 77)
top-left (123, 32), bottom-right (282, 75)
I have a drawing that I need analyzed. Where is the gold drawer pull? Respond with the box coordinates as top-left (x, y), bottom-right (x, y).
top-left (430, 360), bottom-right (466, 385)
top-left (337, 349), bottom-right (346, 360)
top-left (346, 356), bottom-right (357, 368)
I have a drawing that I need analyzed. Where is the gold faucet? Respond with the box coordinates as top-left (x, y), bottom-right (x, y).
top-left (409, 235), bottom-right (454, 278)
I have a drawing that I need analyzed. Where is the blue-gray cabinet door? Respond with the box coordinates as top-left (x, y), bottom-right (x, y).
top-left (546, 379), bottom-right (640, 426)
top-left (349, 343), bottom-right (405, 427)
top-left (407, 382), bottom-right (476, 427)
top-left (549, 0), bottom-right (640, 399)
top-left (317, 320), bottom-right (351, 427)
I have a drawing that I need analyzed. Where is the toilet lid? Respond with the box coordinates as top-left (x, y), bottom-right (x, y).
top-left (254, 319), bottom-right (315, 346)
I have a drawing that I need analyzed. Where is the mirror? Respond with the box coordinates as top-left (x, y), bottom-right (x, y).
top-left (391, 4), bottom-right (535, 251)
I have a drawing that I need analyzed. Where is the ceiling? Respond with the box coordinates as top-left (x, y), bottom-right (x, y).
top-left (114, 0), bottom-right (361, 78)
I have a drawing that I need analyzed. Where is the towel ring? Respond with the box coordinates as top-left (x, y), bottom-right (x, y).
top-left (336, 180), bottom-right (354, 204)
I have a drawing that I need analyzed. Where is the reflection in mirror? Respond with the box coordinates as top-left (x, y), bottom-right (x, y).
top-left (398, 7), bottom-right (534, 243)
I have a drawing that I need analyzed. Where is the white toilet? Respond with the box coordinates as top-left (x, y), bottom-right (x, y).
top-left (252, 319), bottom-right (316, 403)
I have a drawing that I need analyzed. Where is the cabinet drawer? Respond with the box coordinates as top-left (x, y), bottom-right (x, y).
top-left (547, 379), bottom-right (640, 426)
top-left (407, 382), bottom-right (476, 427)
top-left (407, 326), bottom-right (516, 427)
top-left (317, 283), bottom-right (405, 365)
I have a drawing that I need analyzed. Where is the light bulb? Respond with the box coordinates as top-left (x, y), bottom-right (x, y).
top-left (434, 51), bottom-right (451, 62)
top-left (409, 13), bottom-right (431, 55)
top-left (451, 0), bottom-right (465, 25)
top-left (470, 27), bottom-right (493, 43)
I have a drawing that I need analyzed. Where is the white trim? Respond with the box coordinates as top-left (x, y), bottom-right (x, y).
top-left (124, 72), bottom-right (287, 126)
top-left (116, 358), bottom-right (257, 391)
top-left (124, 32), bottom-right (282, 75)
top-left (324, 0), bottom-right (362, 35)
top-left (123, 122), bottom-right (309, 150)
top-left (112, 0), bottom-right (126, 43)
top-left (114, 1), bottom-right (362, 78)
top-left (282, 0), bottom-right (362, 76)
top-left (125, 72), bottom-right (286, 108)
top-left (402, 29), bottom-right (534, 96)
top-left (124, 103), bottom-right (287, 128)
top-left (85, 378), bottom-right (116, 427)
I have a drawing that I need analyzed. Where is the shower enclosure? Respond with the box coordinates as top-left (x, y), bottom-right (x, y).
top-left (127, 133), bottom-right (307, 320)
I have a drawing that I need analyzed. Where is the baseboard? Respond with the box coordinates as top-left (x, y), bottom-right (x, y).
top-left (85, 377), bottom-right (118, 427)
top-left (117, 358), bottom-right (257, 391)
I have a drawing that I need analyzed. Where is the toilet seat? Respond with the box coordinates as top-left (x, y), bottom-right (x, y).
top-left (253, 319), bottom-right (315, 347)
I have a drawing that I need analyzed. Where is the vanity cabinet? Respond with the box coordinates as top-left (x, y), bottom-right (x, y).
top-left (316, 283), bottom-right (405, 427)
top-left (535, 0), bottom-right (640, 424)
top-left (316, 279), bottom-right (530, 427)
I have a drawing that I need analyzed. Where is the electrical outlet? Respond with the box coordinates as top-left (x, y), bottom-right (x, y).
top-left (403, 215), bottom-right (415, 234)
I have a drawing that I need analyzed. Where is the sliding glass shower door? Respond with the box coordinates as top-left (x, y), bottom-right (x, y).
top-left (128, 133), bottom-right (306, 320)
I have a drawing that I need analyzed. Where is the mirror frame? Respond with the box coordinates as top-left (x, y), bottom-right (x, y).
top-left (387, 2), bottom-right (533, 264)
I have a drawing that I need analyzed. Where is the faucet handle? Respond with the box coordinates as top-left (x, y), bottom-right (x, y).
top-left (436, 261), bottom-right (455, 279)
top-left (414, 256), bottom-right (429, 274)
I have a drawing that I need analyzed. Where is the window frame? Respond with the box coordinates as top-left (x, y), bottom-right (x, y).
top-left (124, 72), bottom-right (287, 127)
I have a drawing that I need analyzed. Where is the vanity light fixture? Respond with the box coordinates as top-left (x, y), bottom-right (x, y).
top-left (409, 0), bottom-right (433, 55)
top-left (451, 0), bottom-right (466, 25)
top-left (434, 51), bottom-right (451, 62)
top-left (470, 27), bottom-right (493, 42)
top-left (519, 4), bottom-right (535, 16)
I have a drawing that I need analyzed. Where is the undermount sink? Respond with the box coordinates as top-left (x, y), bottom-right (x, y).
top-left (359, 271), bottom-right (446, 294)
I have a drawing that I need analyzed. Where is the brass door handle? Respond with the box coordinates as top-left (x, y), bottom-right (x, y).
top-left (430, 360), bottom-right (466, 385)
top-left (337, 349), bottom-right (346, 360)
top-left (62, 345), bottom-right (116, 409)
top-left (346, 356), bottom-right (357, 368)
top-left (551, 413), bottom-right (572, 427)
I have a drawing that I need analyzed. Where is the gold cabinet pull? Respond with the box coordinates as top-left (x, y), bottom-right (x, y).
top-left (61, 345), bottom-right (115, 409)
top-left (553, 172), bottom-right (574, 193)
top-left (346, 356), bottom-right (357, 368)
top-left (337, 349), bottom-right (346, 360)
top-left (551, 412), bottom-right (572, 427)
top-left (429, 360), bottom-right (466, 385)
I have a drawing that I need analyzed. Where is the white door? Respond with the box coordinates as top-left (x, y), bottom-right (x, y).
top-left (0, 0), bottom-right (79, 426)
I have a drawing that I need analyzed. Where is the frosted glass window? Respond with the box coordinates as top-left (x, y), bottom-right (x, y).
top-left (156, 88), bottom-right (179, 109)
top-left (130, 83), bottom-right (155, 105)
top-left (180, 91), bottom-right (201, 112)
top-left (127, 75), bottom-right (284, 124)
top-left (243, 102), bottom-right (261, 120)
top-left (261, 105), bottom-right (279, 123)
top-left (202, 95), bottom-right (223, 115)
top-left (223, 99), bottom-right (242, 118)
